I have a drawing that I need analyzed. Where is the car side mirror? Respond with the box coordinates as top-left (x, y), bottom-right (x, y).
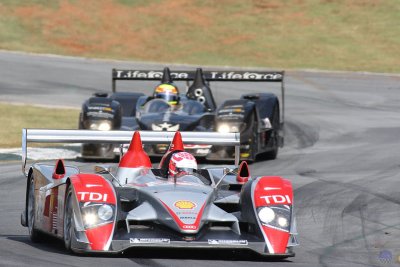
top-left (52, 159), bottom-right (66, 179)
top-left (236, 161), bottom-right (250, 184)
top-left (261, 117), bottom-right (272, 130)
top-left (94, 165), bottom-right (114, 174)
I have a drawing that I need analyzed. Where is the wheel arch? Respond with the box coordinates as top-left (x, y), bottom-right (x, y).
top-left (23, 167), bottom-right (34, 225)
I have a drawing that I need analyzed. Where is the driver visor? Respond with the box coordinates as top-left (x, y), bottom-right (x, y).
top-left (155, 92), bottom-right (178, 105)
top-left (176, 167), bottom-right (195, 175)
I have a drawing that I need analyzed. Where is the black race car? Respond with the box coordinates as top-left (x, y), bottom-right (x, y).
top-left (79, 67), bottom-right (285, 162)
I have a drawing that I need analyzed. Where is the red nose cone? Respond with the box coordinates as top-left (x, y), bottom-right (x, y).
top-left (129, 131), bottom-right (143, 152)
top-left (169, 131), bottom-right (184, 151)
top-left (119, 131), bottom-right (151, 168)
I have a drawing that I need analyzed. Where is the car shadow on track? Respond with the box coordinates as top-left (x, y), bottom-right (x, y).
top-left (123, 248), bottom-right (293, 263)
top-left (6, 235), bottom-right (292, 262)
top-left (6, 234), bottom-right (70, 256)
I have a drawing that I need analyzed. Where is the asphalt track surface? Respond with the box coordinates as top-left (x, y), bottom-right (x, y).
top-left (1, 51), bottom-right (399, 267)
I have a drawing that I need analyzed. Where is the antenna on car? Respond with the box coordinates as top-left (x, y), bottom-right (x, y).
top-left (213, 166), bottom-right (237, 189)
top-left (94, 165), bottom-right (123, 187)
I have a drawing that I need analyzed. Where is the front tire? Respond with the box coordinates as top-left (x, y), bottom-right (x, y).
top-left (264, 104), bottom-right (280, 160)
top-left (63, 186), bottom-right (75, 251)
top-left (247, 125), bottom-right (258, 163)
top-left (27, 177), bottom-right (44, 242)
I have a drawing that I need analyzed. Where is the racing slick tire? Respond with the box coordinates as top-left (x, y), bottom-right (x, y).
top-left (247, 123), bottom-right (258, 163)
top-left (27, 176), bottom-right (45, 242)
top-left (263, 104), bottom-right (279, 160)
top-left (63, 186), bottom-right (75, 252)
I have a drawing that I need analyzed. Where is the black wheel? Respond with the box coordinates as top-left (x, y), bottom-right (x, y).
top-left (264, 104), bottom-right (280, 160)
top-left (246, 112), bottom-right (258, 163)
top-left (248, 126), bottom-right (258, 163)
top-left (63, 186), bottom-right (75, 251)
top-left (27, 177), bottom-right (44, 242)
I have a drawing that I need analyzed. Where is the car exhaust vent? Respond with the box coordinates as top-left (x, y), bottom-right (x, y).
top-left (126, 220), bottom-right (153, 233)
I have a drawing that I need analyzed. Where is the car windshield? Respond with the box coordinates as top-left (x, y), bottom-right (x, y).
top-left (125, 168), bottom-right (208, 187)
top-left (173, 172), bottom-right (205, 184)
top-left (143, 99), bottom-right (171, 113)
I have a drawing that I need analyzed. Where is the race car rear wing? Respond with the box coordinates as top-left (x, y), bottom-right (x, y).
top-left (112, 68), bottom-right (285, 125)
top-left (21, 129), bottom-right (240, 176)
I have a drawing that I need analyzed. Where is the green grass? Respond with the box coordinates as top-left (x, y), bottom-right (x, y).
top-left (0, 104), bottom-right (79, 148)
top-left (0, 0), bottom-right (399, 73)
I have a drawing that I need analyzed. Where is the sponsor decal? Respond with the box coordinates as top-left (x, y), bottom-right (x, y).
top-left (88, 106), bottom-right (113, 112)
top-left (208, 239), bottom-right (248, 245)
top-left (77, 192), bottom-right (108, 202)
top-left (114, 70), bottom-right (283, 81)
top-left (115, 70), bottom-right (189, 80)
top-left (210, 71), bottom-right (282, 81)
top-left (86, 112), bottom-right (114, 119)
top-left (260, 195), bottom-right (291, 204)
top-left (263, 187), bottom-right (281, 191)
top-left (130, 238), bottom-right (170, 244)
top-left (218, 114), bottom-right (244, 119)
top-left (152, 122), bottom-right (180, 131)
top-left (86, 184), bottom-right (103, 188)
top-left (218, 108), bottom-right (244, 115)
top-left (196, 148), bottom-right (210, 154)
top-left (174, 200), bottom-right (197, 209)
top-left (176, 211), bottom-right (198, 215)
top-left (184, 144), bottom-right (211, 148)
top-left (218, 105), bottom-right (245, 115)
top-left (179, 216), bottom-right (196, 220)
top-left (182, 225), bottom-right (197, 230)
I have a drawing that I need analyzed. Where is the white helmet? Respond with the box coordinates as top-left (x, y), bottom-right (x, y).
top-left (168, 152), bottom-right (197, 177)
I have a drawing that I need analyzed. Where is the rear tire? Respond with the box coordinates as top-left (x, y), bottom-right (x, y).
top-left (63, 186), bottom-right (75, 251)
top-left (27, 177), bottom-right (44, 242)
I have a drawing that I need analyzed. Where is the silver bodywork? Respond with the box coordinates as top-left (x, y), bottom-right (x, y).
top-left (21, 129), bottom-right (297, 257)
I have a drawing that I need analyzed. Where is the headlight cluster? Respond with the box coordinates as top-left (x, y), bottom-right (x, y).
top-left (257, 205), bottom-right (291, 232)
top-left (217, 123), bottom-right (246, 133)
top-left (80, 203), bottom-right (115, 229)
top-left (89, 121), bottom-right (112, 131)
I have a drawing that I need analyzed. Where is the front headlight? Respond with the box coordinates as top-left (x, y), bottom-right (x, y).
top-left (217, 123), bottom-right (246, 133)
top-left (217, 124), bottom-right (230, 133)
top-left (257, 205), bottom-right (291, 232)
top-left (98, 121), bottom-right (112, 131)
top-left (98, 204), bottom-right (113, 221)
top-left (83, 212), bottom-right (98, 226)
top-left (277, 216), bottom-right (288, 228)
top-left (258, 207), bottom-right (275, 224)
top-left (80, 203), bottom-right (115, 229)
top-left (89, 121), bottom-right (112, 131)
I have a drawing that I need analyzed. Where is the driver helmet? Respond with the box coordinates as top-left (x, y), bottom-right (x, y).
top-left (154, 83), bottom-right (179, 105)
top-left (168, 151), bottom-right (197, 177)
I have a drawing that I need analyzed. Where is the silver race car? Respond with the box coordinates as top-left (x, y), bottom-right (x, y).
top-left (21, 129), bottom-right (297, 258)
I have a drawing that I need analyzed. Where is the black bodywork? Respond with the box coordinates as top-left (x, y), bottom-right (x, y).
top-left (79, 67), bottom-right (285, 161)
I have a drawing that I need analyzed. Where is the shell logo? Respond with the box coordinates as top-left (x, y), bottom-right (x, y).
top-left (174, 200), bottom-right (197, 209)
